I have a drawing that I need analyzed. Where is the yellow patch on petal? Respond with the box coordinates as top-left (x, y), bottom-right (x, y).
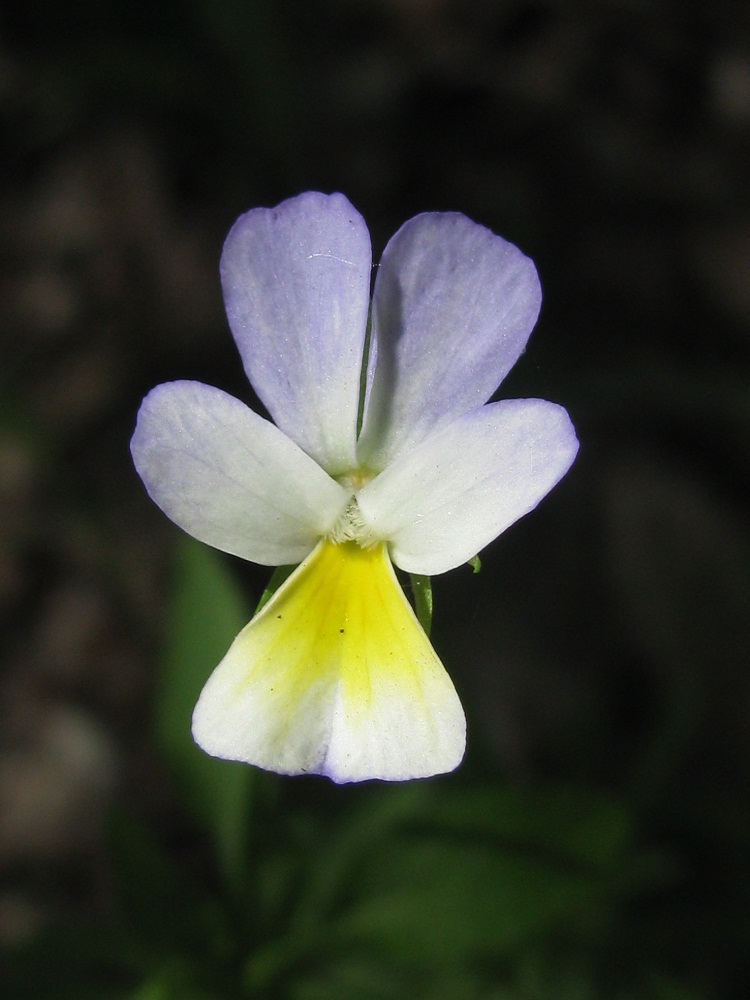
top-left (191, 539), bottom-right (465, 782)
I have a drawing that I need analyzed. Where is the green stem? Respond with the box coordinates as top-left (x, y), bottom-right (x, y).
top-left (410, 574), bottom-right (433, 636)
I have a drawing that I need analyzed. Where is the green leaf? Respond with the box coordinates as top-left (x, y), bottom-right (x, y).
top-left (289, 784), bottom-right (436, 931)
top-left (287, 955), bottom-right (405, 1000)
top-left (467, 555), bottom-right (482, 573)
top-left (282, 783), bottom-right (649, 976)
top-left (156, 536), bottom-right (254, 888)
top-left (127, 961), bottom-right (225, 1000)
top-left (334, 839), bottom-right (605, 964)
top-left (426, 785), bottom-right (634, 872)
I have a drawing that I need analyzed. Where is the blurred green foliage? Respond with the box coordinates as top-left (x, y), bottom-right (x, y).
top-left (156, 540), bottom-right (253, 887)
top-left (4, 539), bottom-right (703, 999)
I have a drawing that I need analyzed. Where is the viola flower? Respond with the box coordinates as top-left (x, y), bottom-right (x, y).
top-left (131, 191), bottom-right (578, 784)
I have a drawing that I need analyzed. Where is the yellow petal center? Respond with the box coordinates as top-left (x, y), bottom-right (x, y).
top-left (191, 539), bottom-right (465, 782)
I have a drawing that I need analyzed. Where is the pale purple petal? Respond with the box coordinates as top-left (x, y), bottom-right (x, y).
top-left (357, 212), bottom-right (542, 470)
top-left (357, 399), bottom-right (578, 575)
top-left (221, 192), bottom-right (371, 476)
top-left (131, 381), bottom-right (349, 566)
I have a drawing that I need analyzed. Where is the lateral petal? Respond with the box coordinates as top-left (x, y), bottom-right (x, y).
top-left (191, 540), bottom-right (466, 783)
top-left (221, 191), bottom-right (372, 475)
top-left (131, 381), bottom-right (349, 566)
top-left (358, 212), bottom-right (542, 470)
top-left (357, 399), bottom-right (579, 576)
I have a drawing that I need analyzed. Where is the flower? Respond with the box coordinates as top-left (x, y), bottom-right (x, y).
top-left (131, 191), bottom-right (578, 784)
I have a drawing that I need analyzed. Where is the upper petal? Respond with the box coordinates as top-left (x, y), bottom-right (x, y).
top-left (357, 398), bottom-right (579, 575)
top-left (357, 212), bottom-right (542, 470)
top-left (131, 380), bottom-right (349, 566)
top-left (220, 191), bottom-right (372, 475)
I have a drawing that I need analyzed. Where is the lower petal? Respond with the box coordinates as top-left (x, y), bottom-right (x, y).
top-left (191, 540), bottom-right (465, 783)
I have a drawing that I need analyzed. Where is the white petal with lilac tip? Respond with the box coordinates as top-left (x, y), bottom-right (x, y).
top-left (221, 192), bottom-right (372, 475)
top-left (131, 380), bottom-right (349, 566)
top-left (357, 398), bottom-right (579, 575)
top-left (358, 211), bottom-right (542, 469)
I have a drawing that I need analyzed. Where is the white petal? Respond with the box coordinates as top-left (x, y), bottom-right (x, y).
top-left (131, 381), bottom-right (349, 566)
top-left (221, 192), bottom-right (372, 475)
top-left (192, 540), bottom-right (466, 783)
top-left (357, 399), bottom-right (579, 575)
top-left (358, 211), bottom-right (541, 469)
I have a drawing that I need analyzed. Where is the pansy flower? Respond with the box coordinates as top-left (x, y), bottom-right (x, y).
top-left (131, 191), bottom-right (578, 784)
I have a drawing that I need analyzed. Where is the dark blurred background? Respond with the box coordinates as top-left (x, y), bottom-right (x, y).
top-left (1, 1), bottom-right (749, 998)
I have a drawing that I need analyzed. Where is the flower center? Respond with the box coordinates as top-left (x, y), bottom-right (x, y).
top-left (337, 468), bottom-right (375, 491)
top-left (329, 468), bottom-right (378, 548)
top-left (329, 495), bottom-right (379, 548)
